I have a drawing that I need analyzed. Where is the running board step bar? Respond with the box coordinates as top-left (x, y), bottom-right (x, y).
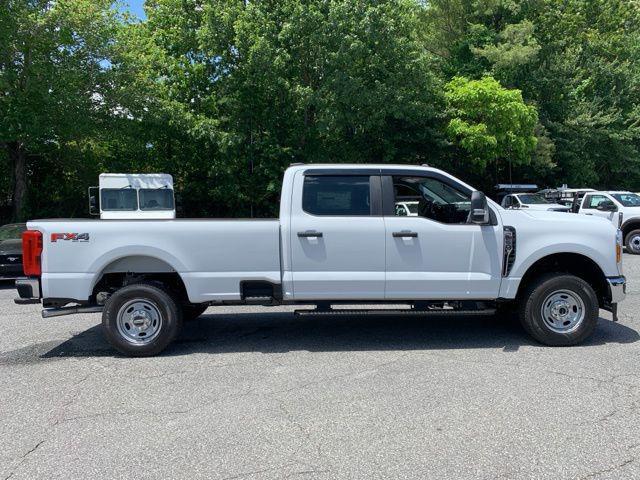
top-left (42, 305), bottom-right (103, 318)
top-left (295, 308), bottom-right (497, 317)
top-left (243, 296), bottom-right (274, 305)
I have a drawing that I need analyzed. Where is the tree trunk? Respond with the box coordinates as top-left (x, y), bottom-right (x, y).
top-left (7, 141), bottom-right (27, 222)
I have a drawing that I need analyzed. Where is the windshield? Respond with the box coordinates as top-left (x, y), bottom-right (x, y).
top-left (517, 194), bottom-right (550, 205)
top-left (611, 193), bottom-right (640, 207)
top-left (0, 224), bottom-right (26, 241)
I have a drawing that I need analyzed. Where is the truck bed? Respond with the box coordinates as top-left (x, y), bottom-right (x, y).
top-left (29, 219), bottom-right (281, 303)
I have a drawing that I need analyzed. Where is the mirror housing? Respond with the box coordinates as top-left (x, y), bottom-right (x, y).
top-left (470, 191), bottom-right (490, 224)
top-left (597, 200), bottom-right (617, 212)
top-left (88, 186), bottom-right (100, 216)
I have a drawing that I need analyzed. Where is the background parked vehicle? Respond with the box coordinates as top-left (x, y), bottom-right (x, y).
top-left (500, 193), bottom-right (570, 212)
top-left (557, 187), bottom-right (595, 208)
top-left (494, 184), bottom-right (538, 206)
top-left (89, 173), bottom-right (176, 220)
top-left (0, 223), bottom-right (27, 281)
top-left (577, 191), bottom-right (640, 253)
top-left (394, 201), bottom-right (419, 216)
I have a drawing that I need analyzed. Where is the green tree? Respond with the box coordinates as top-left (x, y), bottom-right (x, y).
top-left (0, 0), bottom-right (120, 220)
top-left (116, 0), bottom-right (445, 217)
top-left (445, 76), bottom-right (538, 183)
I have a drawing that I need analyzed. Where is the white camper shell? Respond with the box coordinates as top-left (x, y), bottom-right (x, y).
top-left (96, 173), bottom-right (175, 220)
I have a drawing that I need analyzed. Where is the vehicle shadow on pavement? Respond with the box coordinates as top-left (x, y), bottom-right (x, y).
top-left (12, 312), bottom-right (638, 362)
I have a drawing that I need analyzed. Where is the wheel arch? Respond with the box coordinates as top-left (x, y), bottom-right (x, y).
top-left (89, 248), bottom-right (189, 302)
top-left (516, 252), bottom-right (609, 306)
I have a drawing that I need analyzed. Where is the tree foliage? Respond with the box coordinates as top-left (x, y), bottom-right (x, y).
top-left (0, 0), bottom-right (639, 221)
top-left (445, 76), bottom-right (538, 177)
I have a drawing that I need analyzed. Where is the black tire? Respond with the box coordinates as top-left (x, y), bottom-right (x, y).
top-left (182, 304), bottom-right (208, 321)
top-left (625, 229), bottom-right (640, 255)
top-left (102, 282), bottom-right (183, 356)
top-left (519, 273), bottom-right (599, 346)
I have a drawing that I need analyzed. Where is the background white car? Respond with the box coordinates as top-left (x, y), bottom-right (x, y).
top-left (394, 201), bottom-right (418, 216)
top-left (501, 193), bottom-right (570, 212)
top-left (577, 191), bottom-right (640, 253)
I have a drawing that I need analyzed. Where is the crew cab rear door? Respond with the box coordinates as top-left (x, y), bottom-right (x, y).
top-left (381, 172), bottom-right (502, 300)
top-left (288, 170), bottom-right (385, 300)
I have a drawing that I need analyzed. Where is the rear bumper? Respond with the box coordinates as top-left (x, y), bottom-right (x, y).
top-left (14, 278), bottom-right (41, 304)
top-left (607, 276), bottom-right (626, 304)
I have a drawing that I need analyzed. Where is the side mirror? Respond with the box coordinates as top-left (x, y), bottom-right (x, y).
top-left (88, 187), bottom-right (100, 216)
top-left (597, 200), bottom-right (617, 212)
top-left (470, 191), bottom-right (490, 224)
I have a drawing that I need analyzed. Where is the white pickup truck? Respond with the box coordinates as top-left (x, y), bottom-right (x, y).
top-left (576, 191), bottom-right (640, 255)
top-left (15, 164), bottom-right (626, 356)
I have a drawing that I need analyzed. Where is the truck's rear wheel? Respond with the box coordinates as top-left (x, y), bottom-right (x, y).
top-left (519, 273), bottom-right (598, 346)
top-left (625, 229), bottom-right (640, 255)
top-left (103, 283), bottom-right (183, 356)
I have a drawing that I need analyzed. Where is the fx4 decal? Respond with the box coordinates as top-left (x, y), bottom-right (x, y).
top-left (51, 233), bottom-right (90, 243)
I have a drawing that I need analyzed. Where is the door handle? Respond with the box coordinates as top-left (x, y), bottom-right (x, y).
top-left (392, 231), bottom-right (418, 238)
top-left (298, 231), bottom-right (323, 238)
top-left (585, 213), bottom-right (593, 215)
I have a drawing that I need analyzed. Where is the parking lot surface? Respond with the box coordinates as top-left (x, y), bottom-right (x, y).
top-left (1, 258), bottom-right (640, 480)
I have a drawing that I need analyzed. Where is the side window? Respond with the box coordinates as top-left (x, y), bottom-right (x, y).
top-left (392, 176), bottom-right (471, 224)
top-left (504, 196), bottom-right (512, 208)
top-left (101, 189), bottom-right (137, 211)
top-left (302, 176), bottom-right (371, 216)
top-left (584, 195), bottom-right (608, 209)
top-left (139, 189), bottom-right (174, 210)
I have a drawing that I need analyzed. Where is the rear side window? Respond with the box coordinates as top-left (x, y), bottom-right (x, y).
top-left (302, 176), bottom-right (371, 216)
top-left (139, 189), bottom-right (174, 210)
top-left (101, 189), bottom-right (137, 211)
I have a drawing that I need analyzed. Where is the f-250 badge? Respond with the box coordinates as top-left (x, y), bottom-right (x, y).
top-left (51, 233), bottom-right (90, 242)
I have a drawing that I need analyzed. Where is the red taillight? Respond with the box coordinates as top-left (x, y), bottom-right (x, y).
top-left (22, 230), bottom-right (42, 277)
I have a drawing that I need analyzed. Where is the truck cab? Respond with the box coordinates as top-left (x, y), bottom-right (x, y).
top-left (89, 173), bottom-right (176, 220)
top-left (578, 191), bottom-right (640, 253)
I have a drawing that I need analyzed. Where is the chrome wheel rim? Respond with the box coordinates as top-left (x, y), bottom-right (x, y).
top-left (116, 299), bottom-right (163, 345)
top-left (541, 289), bottom-right (585, 333)
top-left (630, 235), bottom-right (640, 253)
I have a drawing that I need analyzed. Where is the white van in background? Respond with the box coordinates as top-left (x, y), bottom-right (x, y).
top-left (89, 173), bottom-right (175, 220)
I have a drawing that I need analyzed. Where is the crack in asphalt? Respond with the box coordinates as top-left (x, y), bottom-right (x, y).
top-left (3, 439), bottom-right (45, 480)
top-left (577, 458), bottom-right (636, 480)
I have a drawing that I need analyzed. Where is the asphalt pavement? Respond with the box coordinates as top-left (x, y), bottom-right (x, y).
top-left (1, 258), bottom-right (640, 479)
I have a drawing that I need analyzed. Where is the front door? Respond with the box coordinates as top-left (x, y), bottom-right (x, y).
top-left (288, 171), bottom-right (386, 300)
top-left (581, 194), bottom-right (617, 223)
top-left (382, 174), bottom-right (503, 300)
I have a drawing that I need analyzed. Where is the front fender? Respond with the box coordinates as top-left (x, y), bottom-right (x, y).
top-left (510, 243), bottom-right (613, 280)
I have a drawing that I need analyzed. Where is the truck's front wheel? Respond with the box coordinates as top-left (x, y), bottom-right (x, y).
top-left (103, 283), bottom-right (183, 356)
top-left (519, 274), bottom-right (599, 346)
top-left (625, 229), bottom-right (640, 255)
